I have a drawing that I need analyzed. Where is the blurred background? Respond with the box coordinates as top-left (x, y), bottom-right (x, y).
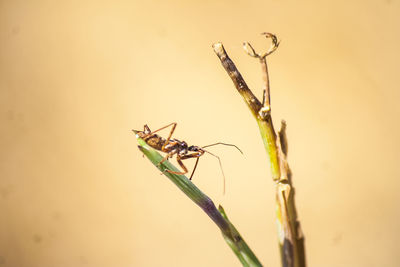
top-left (1, 0), bottom-right (399, 266)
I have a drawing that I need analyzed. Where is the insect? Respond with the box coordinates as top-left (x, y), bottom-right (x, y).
top-left (134, 123), bottom-right (242, 193)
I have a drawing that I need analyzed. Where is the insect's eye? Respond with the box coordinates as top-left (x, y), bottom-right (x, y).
top-left (188, 146), bottom-right (198, 151)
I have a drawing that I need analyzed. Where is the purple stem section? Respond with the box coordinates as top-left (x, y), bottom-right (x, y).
top-left (198, 197), bottom-right (230, 234)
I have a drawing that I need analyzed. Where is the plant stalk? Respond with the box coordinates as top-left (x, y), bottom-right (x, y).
top-left (135, 135), bottom-right (263, 267)
top-left (213, 35), bottom-right (306, 267)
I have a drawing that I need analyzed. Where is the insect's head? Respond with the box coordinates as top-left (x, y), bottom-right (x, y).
top-left (188, 145), bottom-right (203, 152)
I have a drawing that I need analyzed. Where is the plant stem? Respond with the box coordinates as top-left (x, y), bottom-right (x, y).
top-left (135, 135), bottom-right (263, 267)
top-left (213, 35), bottom-right (306, 267)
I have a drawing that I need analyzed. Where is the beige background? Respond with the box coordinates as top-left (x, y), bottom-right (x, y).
top-left (1, 1), bottom-right (399, 266)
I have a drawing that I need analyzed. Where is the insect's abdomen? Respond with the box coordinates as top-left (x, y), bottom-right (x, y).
top-left (145, 135), bottom-right (166, 151)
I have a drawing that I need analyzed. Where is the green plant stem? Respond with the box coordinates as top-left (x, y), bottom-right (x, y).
top-left (213, 38), bottom-right (306, 267)
top-left (257, 119), bottom-right (280, 181)
top-left (135, 135), bottom-right (263, 267)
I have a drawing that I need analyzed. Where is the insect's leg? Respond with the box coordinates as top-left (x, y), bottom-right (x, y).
top-left (165, 152), bottom-right (203, 178)
top-left (180, 152), bottom-right (203, 180)
top-left (151, 122), bottom-right (177, 135)
top-left (158, 151), bottom-right (176, 166)
top-left (142, 122), bottom-right (177, 141)
top-left (165, 155), bottom-right (188, 175)
top-left (189, 158), bottom-right (200, 180)
top-left (144, 125), bottom-right (151, 134)
top-left (161, 123), bottom-right (177, 150)
top-left (180, 152), bottom-right (204, 160)
top-left (179, 152), bottom-right (204, 160)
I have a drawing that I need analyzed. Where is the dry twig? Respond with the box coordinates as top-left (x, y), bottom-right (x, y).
top-left (213, 33), bottom-right (306, 267)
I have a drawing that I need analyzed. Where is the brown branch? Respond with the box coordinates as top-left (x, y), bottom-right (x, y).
top-left (212, 43), bottom-right (262, 118)
top-left (213, 33), bottom-right (306, 267)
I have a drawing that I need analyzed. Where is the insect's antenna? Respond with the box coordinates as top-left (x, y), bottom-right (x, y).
top-left (202, 149), bottom-right (226, 195)
top-left (202, 142), bottom-right (243, 154)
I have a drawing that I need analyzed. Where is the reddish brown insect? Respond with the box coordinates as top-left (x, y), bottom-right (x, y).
top-left (135, 123), bottom-right (242, 193)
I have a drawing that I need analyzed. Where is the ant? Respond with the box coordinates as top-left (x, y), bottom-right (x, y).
top-left (134, 123), bottom-right (242, 193)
